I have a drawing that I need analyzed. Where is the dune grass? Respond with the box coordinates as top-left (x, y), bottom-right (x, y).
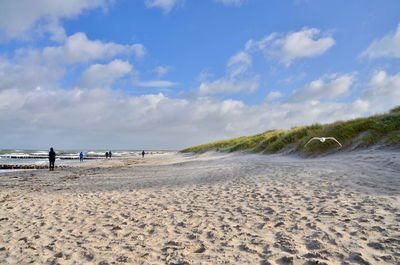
top-left (181, 106), bottom-right (400, 155)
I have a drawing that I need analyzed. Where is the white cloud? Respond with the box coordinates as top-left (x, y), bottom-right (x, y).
top-left (361, 24), bottom-right (400, 59)
top-left (227, 51), bottom-right (252, 78)
top-left (144, 0), bottom-right (247, 13)
top-left (0, 55), bottom-right (64, 91)
top-left (0, 51), bottom-right (389, 150)
top-left (42, 23), bottom-right (67, 43)
top-left (0, 85), bottom-right (375, 149)
top-left (265, 91), bottom-right (283, 102)
top-left (0, 0), bottom-right (112, 40)
top-left (144, 0), bottom-right (183, 13)
top-left (153, 66), bottom-right (170, 77)
top-left (197, 28), bottom-right (333, 96)
top-left (0, 32), bottom-right (145, 93)
top-left (362, 71), bottom-right (400, 112)
top-left (137, 80), bottom-right (177, 87)
top-left (42, 32), bottom-right (146, 64)
top-left (198, 78), bottom-right (259, 95)
top-left (197, 50), bottom-right (258, 95)
top-left (213, 0), bottom-right (247, 6)
top-left (246, 28), bottom-right (335, 66)
top-left (286, 74), bottom-right (353, 103)
top-left (274, 28), bottom-right (335, 66)
top-left (79, 60), bottom-right (133, 89)
top-left (245, 34), bottom-right (276, 52)
top-left (197, 28), bottom-right (334, 96)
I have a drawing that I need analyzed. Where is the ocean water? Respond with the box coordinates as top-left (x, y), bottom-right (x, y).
top-left (0, 149), bottom-right (152, 170)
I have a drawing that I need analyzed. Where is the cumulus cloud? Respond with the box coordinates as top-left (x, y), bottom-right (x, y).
top-left (197, 50), bottom-right (258, 95)
top-left (197, 27), bottom-right (334, 95)
top-left (362, 71), bottom-right (400, 112)
top-left (137, 80), bottom-right (177, 87)
top-left (0, 48), bottom-right (390, 150)
top-left (42, 23), bottom-right (67, 43)
top-left (213, 0), bottom-right (247, 6)
top-left (144, 0), bottom-right (183, 13)
top-left (0, 32), bottom-right (145, 94)
top-left (361, 24), bottom-right (400, 59)
top-left (153, 66), bottom-right (171, 78)
top-left (245, 34), bottom-right (276, 52)
top-left (0, 0), bottom-right (112, 40)
top-left (144, 0), bottom-right (248, 13)
top-left (198, 78), bottom-right (259, 95)
top-left (42, 32), bottom-right (146, 64)
top-left (79, 60), bottom-right (133, 89)
top-left (265, 91), bottom-right (283, 102)
top-left (286, 74), bottom-right (353, 103)
top-left (0, 55), bottom-right (64, 91)
top-left (227, 51), bottom-right (252, 78)
top-left (246, 28), bottom-right (335, 66)
top-left (0, 84), bottom-right (374, 149)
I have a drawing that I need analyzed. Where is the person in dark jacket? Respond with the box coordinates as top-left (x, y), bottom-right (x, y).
top-left (49, 147), bottom-right (56, 171)
top-left (109, 151), bottom-right (112, 158)
top-left (142, 150), bottom-right (145, 158)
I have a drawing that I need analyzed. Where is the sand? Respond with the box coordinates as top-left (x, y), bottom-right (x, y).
top-left (0, 150), bottom-right (399, 265)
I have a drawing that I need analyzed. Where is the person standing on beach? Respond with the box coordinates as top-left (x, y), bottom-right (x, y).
top-left (49, 147), bottom-right (56, 171)
top-left (109, 151), bottom-right (112, 158)
top-left (142, 150), bottom-right (145, 158)
top-left (105, 152), bottom-right (109, 159)
top-left (79, 152), bottom-right (84, 162)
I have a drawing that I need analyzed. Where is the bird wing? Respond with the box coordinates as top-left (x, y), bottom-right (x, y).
top-left (304, 137), bottom-right (320, 147)
top-left (326, 137), bottom-right (342, 147)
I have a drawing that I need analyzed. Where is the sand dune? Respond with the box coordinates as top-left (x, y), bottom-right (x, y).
top-left (0, 150), bottom-right (399, 264)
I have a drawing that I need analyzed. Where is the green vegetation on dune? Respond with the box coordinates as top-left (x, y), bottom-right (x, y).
top-left (181, 106), bottom-right (400, 155)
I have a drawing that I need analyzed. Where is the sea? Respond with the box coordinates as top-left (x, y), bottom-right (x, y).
top-left (0, 149), bottom-right (158, 173)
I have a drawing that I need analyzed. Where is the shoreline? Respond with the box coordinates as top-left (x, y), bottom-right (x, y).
top-left (0, 150), bottom-right (399, 264)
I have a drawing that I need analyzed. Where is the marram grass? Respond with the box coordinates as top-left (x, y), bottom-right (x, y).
top-left (181, 106), bottom-right (400, 155)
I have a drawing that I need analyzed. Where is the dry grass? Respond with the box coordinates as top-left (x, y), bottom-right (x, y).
top-left (182, 106), bottom-right (400, 155)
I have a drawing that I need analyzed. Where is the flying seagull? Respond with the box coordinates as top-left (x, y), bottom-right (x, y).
top-left (305, 137), bottom-right (342, 148)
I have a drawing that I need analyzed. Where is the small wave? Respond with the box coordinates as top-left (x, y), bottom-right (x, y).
top-left (35, 160), bottom-right (47, 166)
top-left (31, 152), bottom-right (48, 156)
top-left (0, 153), bottom-right (31, 157)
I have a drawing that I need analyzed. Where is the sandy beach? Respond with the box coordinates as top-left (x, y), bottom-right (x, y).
top-left (0, 150), bottom-right (399, 265)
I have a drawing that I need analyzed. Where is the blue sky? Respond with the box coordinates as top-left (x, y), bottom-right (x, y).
top-left (0, 0), bottom-right (399, 150)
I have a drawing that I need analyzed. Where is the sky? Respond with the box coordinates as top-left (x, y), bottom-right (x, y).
top-left (0, 0), bottom-right (399, 150)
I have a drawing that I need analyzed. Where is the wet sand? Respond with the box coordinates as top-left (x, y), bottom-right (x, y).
top-left (0, 150), bottom-right (399, 264)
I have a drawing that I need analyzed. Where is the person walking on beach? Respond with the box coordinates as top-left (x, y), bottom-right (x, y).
top-left (79, 152), bottom-right (84, 162)
top-left (109, 151), bottom-right (112, 158)
top-left (49, 147), bottom-right (56, 171)
top-left (105, 152), bottom-right (109, 159)
top-left (142, 150), bottom-right (145, 158)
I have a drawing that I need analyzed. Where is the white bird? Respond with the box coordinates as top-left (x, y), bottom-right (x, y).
top-left (305, 137), bottom-right (342, 148)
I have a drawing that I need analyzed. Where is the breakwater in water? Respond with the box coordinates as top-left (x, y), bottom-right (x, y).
top-left (0, 164), bottom-right (67, 170)
top-left (0, 150), bottom-right (110, 168)
top-left (1, 155), bottom-right (100, 160)
top-left (0, 150), bottom-right (170, 171)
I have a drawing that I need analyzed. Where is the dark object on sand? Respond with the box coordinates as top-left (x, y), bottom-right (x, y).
top-left (49, 148), bottom-right (56, 171)
top-left (142, 150), bottom-right (145, 158)
top-left (105, 152), bottom-right (109, 159)
top-left (109, 151), bottom-right (112, 158)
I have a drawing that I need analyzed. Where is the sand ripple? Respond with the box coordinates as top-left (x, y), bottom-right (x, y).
top-left (0, 150), bottom-right (399, 264)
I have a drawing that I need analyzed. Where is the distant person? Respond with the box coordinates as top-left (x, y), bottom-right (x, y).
top-left (105, 152), bottom-right (109, 159)
top-left (109, 151), bottom-right (112, 158)
top-left (49, 147), bottom-right (56, 171)
top-left (79, 152), bottom-right (84, 162)
top-left (142, 150), bottom-right (145, 158)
